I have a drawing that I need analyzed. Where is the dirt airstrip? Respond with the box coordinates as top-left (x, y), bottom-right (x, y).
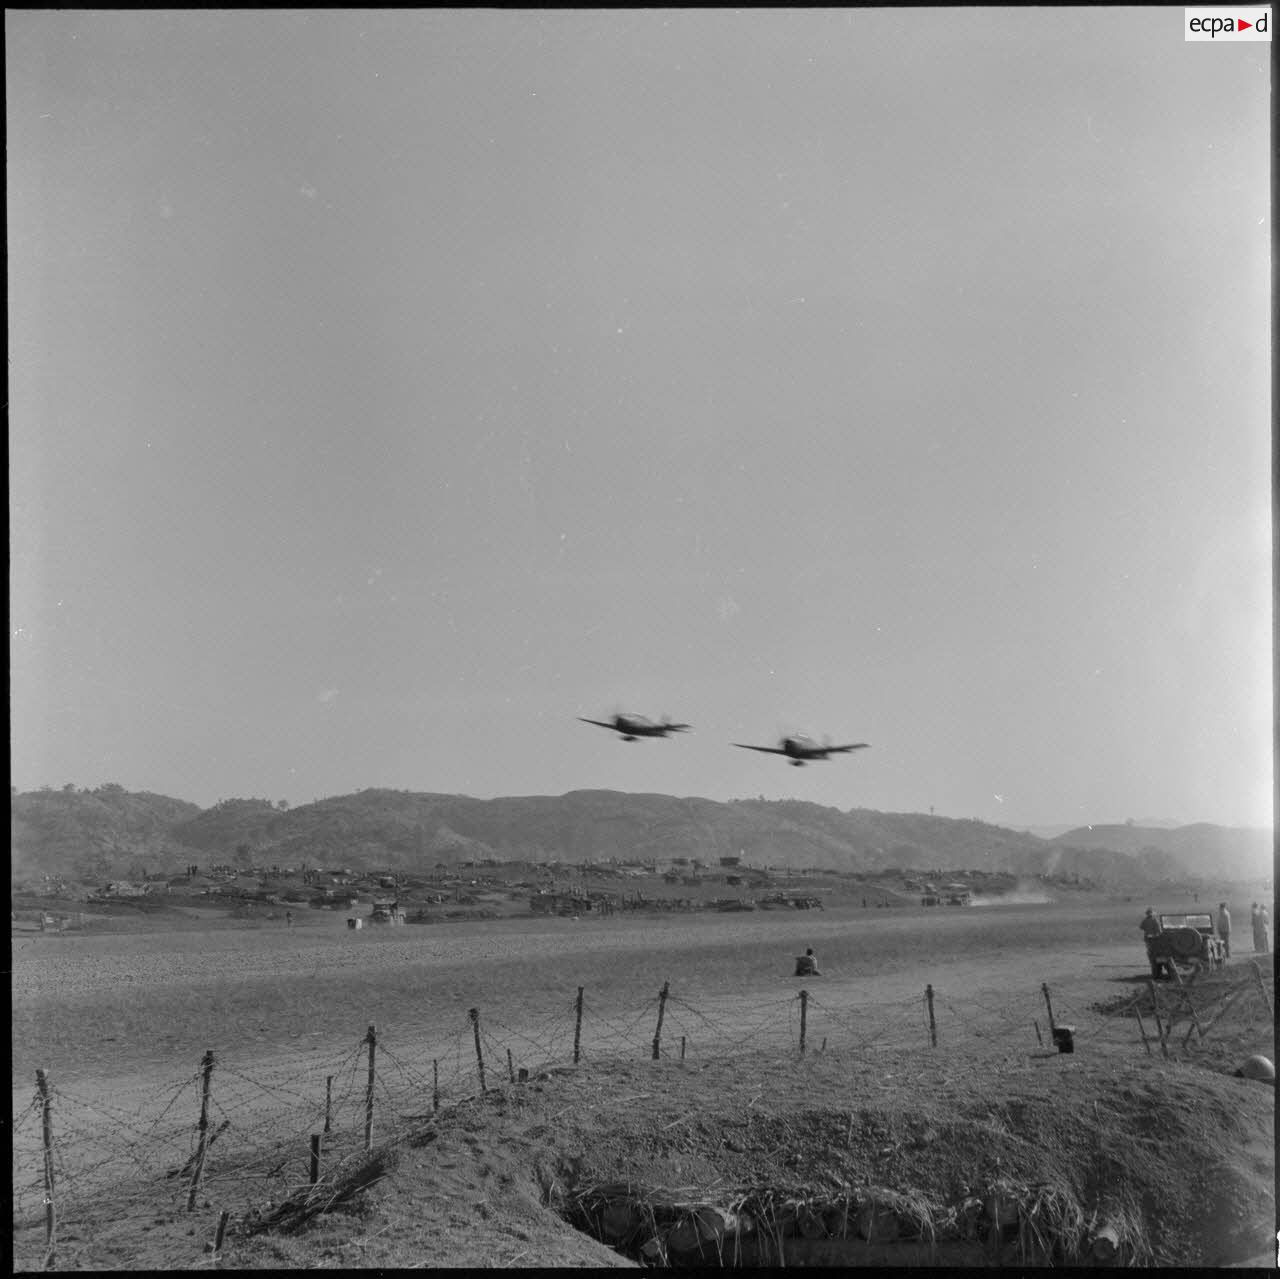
top-left (11, 900), bottom-right (1276, 1269)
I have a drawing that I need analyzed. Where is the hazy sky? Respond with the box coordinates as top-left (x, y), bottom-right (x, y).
top-left (9, 10), bottom-right (1272, 829)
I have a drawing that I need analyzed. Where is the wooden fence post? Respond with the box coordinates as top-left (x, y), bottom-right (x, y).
top-left (324, 1075), bottom-right (333, 1134)
top-left (1145, 981), bottom-right (1169, 1058)
top-left (1033, 1020), bottom-right (1044, 1046)
top-left (925, 984), bottom-right (937, 1047)
top-left (470, 1008), bottom-right (487, 1092)
top-left (1134, 1008), bottom-right (1153, 1055)
top-left (799, 989), bottom-right (809, 1055)
top-left (364, 1025), bottom-right (376, 1151)
top-left (1168, 964), bottom-right (1205, 1041)
top-left (1041, 983), bottom-right (1057, 1033)
top-left (213, 1207), bottom-right (230, 1257)
top-left (432, 1059), bottom-right (440, 1113)
top-left (1252, 961), bottom-right (1273, 1016)
top-left (310, 1135), bottom-right (322, 1185)
top-left (507, 1048), bottom-right (515, 1085)
top-left (652, 981), bottom-right (670, 1060)
top-left (680, 1036), bottom-right (686, 1061)
top-left (573, 987), bottom-right (584, 1064)
top-left (36, 1069), bottom-right (55, 1264)
top-left (187, 1050), bottom-right (215, 1211)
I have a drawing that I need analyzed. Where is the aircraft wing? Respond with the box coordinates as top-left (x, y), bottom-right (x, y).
top-left (827, 743), bottom-right (870, 753)
top-left (665, 723), bottom-right (692, 732)
top-left (733, 744), bottom-right (789, 755)
top-left (578, 718), bottom-right (617, 730)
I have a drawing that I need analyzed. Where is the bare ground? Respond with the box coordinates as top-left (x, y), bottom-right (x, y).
top-left (11, 900), bottom-right (1276, 1269)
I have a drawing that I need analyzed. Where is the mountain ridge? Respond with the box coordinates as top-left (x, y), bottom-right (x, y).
top-left (11, 786), bottom-right (1270, 889)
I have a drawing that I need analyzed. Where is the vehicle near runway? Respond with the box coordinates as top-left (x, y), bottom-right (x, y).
top-left (1146, 912), bottom-right (1225, 978)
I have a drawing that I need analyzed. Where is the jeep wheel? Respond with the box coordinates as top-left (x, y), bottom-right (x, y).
top-left (1166, 927), bottom-right (1202, 959)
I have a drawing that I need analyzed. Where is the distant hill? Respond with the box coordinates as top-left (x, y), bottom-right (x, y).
top-left (10, 785), bottom-right (202, 884)
top-left (1047, 823), bottom-right (1273, 884)
top-left (10, 785), bottom-right (1268, 891)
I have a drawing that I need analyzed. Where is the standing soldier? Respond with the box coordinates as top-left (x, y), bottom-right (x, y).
top-left (1258, 904), bottom-right (1271, 954)
top-left (1250, 903), bottom-right (1262, 952)
top-left (1139, 908), bottom-right (1164, 978)
top-left (1216, 901), bottom-right (1232, 960)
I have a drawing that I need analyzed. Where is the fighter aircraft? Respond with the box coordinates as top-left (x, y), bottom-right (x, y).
top-left (578, 713), bottom-right (692, 741)
top-left (733, 734), bottom-right (870, 766)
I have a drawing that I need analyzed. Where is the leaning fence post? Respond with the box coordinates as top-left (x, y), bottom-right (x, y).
top-left (1145, 981), bottom-right (1169, 1058)
top-left (925, 984), bottom-right (938, 1047)
top-left (1040, 983), bottom-right (1057, 1033)
top-left (36, 1069), bottom-right (55, 1263)
top-left (799, 989), bottom-right (809, 1055)
top-left (1252, 961), bottom-right (1273, 1016)
top-left (187, 1050), bottom-right (215, 1211)
top-left (1033, 1019), bottom-right (1044, 1046)
top-left (213, 1207), bottom-right (230, 1259)
top-left (470, 1008), bottom-right (487, 1092)
top-left (1169, 964), bottom-right (1205, 1041)
top-left (1134, 1008), bottom-right (1153, 1055)
top-left (364, 1025), bottom-right (377, 1151)
top-left (652, 981), bottom-right (670, 1060)
top-left (573, 987), bottom-right (584, 1064)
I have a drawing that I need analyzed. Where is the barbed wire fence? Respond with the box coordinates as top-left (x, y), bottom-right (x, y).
top-left (11, 961), bottom-right (1268, 1271)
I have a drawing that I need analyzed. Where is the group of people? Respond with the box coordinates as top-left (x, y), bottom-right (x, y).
top-left (1249, 901), bottom-right (1270, 954)
top-left (1140, 899), bottom-right (1270, 971)
top-left (1217, 900), bottom-right (1272, 957)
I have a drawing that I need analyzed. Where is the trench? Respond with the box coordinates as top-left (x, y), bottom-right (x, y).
top-left (560, 1181), bottom-right (1134, 1269)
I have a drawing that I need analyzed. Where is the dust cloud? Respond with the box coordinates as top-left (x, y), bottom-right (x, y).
top-left (969, 879), bottom-right (1054, 907)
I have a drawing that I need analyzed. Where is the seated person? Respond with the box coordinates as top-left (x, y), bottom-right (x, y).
top-left (794, 947), bottom-right (821, 976)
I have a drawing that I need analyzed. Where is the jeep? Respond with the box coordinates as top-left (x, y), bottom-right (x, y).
top-left (1145, 912), bottom-right (1225, 978)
